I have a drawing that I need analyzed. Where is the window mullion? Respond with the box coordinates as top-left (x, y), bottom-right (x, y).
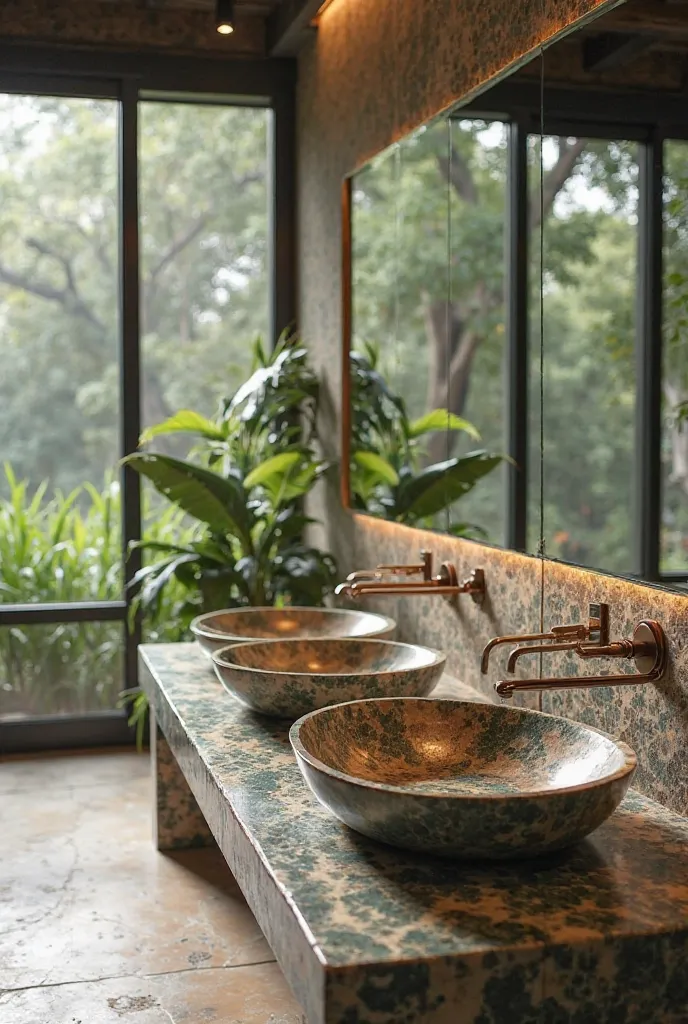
top-left (119, 80), bottom-right (142, 690)
top-left (505, 117), bottom-right (529, 551)
top-left (634, 130), bottom-right (664, 580)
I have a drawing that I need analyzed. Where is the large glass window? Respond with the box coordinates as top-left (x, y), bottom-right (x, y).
top-left (0, 94), bottom-right (121, 598)
top-left (139, 102), bottom-right (270, 451)
top-left (0, 84), bottom-right (275, 737)
top-left (0, 623), bottom-right (124, 718)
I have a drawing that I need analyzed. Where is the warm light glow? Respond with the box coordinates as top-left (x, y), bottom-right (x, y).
top-left (217, 22), bottom-right (234, 34)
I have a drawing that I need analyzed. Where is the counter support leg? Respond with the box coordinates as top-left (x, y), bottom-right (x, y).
top-left (151, 711), bottom-right (214, 852)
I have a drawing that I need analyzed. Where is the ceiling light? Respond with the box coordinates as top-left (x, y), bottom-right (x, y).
top-left (216, 0), bottom-right (235, 35)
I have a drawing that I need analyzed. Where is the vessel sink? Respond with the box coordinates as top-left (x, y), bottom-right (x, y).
top-left (290, 697), bottom-right (637, 859)
top-left (212, 638), bottom-right (445, 718)
top-left (191, 607), bottom-right (396, 659)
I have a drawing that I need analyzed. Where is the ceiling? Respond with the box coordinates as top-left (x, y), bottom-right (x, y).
top-left (512, 0), bottom-right (688, 94)
top-left (93, 0), bottom-right (320, 55)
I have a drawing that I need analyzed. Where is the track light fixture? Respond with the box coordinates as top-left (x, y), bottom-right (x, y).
top-left (216, 0), bottom-right (235, 35)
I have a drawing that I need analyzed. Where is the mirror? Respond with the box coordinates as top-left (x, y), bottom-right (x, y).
top-left (343, 0), bottom-right (688, 589)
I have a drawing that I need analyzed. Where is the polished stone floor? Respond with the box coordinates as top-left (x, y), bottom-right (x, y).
top-left (0, 749), bottom-right (304, 1023)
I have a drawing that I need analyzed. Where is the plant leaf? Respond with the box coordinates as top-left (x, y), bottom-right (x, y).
top-left (407, 410), bottom-right (481, 440)
top-left (139, 410), bottom-right (225, 445)
top-left (397, 452), bottom-right (503, 521)
top-left (123, 453), bottom-right (252, 548)
top-left (244, 451), bottom-right (302, 490)
top-left (352, 450), bottom-right (400, 486)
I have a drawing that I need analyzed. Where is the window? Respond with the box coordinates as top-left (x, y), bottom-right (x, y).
top-left (0, 58), bottom-right (291, 746)
top-left (139, 102), bottom-right (270, 448)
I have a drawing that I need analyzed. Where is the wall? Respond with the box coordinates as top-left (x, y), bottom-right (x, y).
top-left (296, 0), bottom-right (688, 818)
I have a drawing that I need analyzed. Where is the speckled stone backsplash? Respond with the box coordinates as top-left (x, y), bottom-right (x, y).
top-left (349, 516), bottom-right (688, 819)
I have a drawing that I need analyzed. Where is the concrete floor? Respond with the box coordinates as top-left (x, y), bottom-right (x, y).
top-left (0, 749), bottom-right (305, 1024)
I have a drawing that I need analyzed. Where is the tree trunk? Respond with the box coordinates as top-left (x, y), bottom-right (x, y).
top-left (423, 298), bottom-right (482, 466)
top-left (665, 381), bottom-right (688, 496)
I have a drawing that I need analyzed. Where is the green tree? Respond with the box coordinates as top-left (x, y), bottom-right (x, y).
top-left (0, 94), bottom-right (269, 498)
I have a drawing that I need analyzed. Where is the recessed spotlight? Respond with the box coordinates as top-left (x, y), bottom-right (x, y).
top-left (216, 0), bottom-right (235, 35)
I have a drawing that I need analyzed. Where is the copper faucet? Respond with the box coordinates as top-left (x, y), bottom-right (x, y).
top-left (334, 550), bottom-right (486, 605)
top-left (480, 604), bottom-right (609, 675)
top-left (494, 620), bottom-right (667, 699)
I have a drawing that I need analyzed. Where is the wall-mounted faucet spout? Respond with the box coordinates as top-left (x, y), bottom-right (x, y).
top-left (495, 620), bottom-right (667, 699)
top-left (481, 603), bottom-right (609, 675)
top-left (335, 551), bottom-right (486, 605)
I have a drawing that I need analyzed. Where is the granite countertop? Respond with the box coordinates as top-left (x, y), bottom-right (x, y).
top-left (140, 642), bottom-right (688, 1024)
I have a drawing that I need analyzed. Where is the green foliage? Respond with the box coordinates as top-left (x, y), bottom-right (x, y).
top-left (0, 96), bottom-right (270, 499)
top-left (349, 345), bottom-right (502, 533)
top-left (126, 335), bottom-right (337, 619)
top-left (351, 122), bottom-right (688, 573)
top-left (0, 467), bottom-right (190, 718)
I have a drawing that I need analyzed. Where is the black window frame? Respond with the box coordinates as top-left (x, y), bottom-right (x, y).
top-left (0, 45), bottom-right (296, 753)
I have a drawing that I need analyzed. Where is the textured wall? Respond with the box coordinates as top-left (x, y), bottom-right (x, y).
top-left (296, 0), bottom-right (688, 818)
top-left (0, 1), bottom-right (264, 56)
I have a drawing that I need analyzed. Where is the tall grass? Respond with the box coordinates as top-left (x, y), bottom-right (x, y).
top-left (0, 466), bottom-right (192, 718)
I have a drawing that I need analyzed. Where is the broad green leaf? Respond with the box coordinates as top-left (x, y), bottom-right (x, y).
top-left (407, 410), bottom-right (481, 441)
top-left (397, 452), bottom-right (503, 521)
top-left (123, 453), bottom-right (252, 548)
top-left (139, 410), bottom-right (225, 445)
top-left (244, 451), bottom-right (302, 490)
top-left (352, 450), bottom-right (400, 486)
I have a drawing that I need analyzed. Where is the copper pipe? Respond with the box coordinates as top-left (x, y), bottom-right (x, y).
top-left (481, 606), bottom-right (608, 675)
top-left (335, 562), bottom-right (485, 603)
top-left (496, 671), bottom-right (655, 698)
top-left (480, 626), bottom-right (588, 675)
top-left (348, 584), bottom-right (465, 598)
top-left (506, 639), bottom-right (581, 674)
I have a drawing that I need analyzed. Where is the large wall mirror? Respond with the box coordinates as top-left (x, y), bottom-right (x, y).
top-left (342, 0), bottom-right (688, 590)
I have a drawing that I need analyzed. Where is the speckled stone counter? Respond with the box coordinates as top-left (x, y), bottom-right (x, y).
top-left (139, 643), bottom-right (688, 1024)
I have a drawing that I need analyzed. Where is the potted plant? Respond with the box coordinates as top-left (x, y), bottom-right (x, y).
top-left (121, 334), bottom-right (337, 743)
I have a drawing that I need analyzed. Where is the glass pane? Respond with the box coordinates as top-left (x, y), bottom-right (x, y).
top-left (139, 101), bottom-right (270, 454)
top-left (351, 143), bottom-right (406, 397)
top-left (662, 139), bottom-right (688, 571)
top-left (350, 119), bottom-right (506, 542)
top-left (0, 622), bottom-right (124, 719)
top-left (529, 135), bottom-right (638, 575)
top-left (447, 118), bottom-right (507, 543)
top-left (0, 94), bottom-right (121, 601)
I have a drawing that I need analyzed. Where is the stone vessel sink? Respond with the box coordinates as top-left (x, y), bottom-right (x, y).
top-left (211, 638), bottom-right (445, 719)
top-left (290, 697), bottom-right (637, 859)
top-left (191, 607), bottom-right (396, 659)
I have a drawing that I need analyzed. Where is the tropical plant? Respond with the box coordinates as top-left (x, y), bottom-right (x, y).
top-left (0, 466), bottom-right (190, 719)
top-left (125, 334), bottom-right (338, 621)
top-left (349, 343), bottom-right (503, 536)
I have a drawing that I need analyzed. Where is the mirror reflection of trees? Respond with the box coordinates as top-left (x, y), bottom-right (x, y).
top-left (351, 119), bottom-right (507, 540)
top-left (350, 119), bottom-right (688, 576)
top-left (663, 140), bottom-right (688, 572)
top-left (530, 136), bottom-right (638, 575)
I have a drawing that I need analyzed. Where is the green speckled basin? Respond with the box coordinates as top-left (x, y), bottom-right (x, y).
top-left (290, 698), bottom-right (637, 859)
top-left (212, 638), bottom-right (445, 719)
top-left (191, 607), bottom-right (396, 659)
